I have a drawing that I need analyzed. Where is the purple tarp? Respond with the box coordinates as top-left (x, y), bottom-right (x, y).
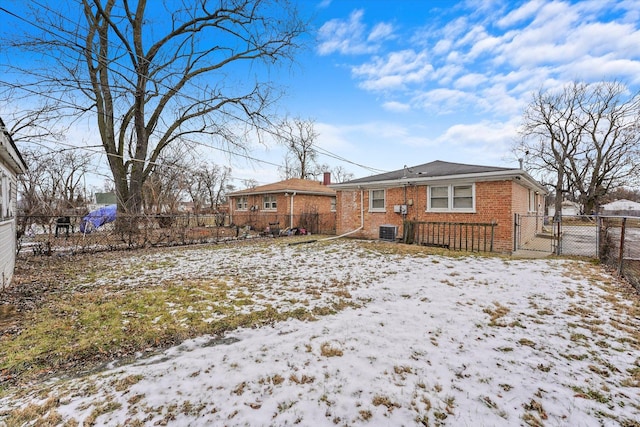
top-left (80, 204), bottom-right (117, 233)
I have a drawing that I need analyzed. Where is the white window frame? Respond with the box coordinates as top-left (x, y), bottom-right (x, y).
top-left (236, 196), bottom-right (248, 211)
top-left (427, 183), bottom-right (475, 212)
top-left (263, 194), bottom-right (277, 210)
top-left (0, 171), bottom-right (4, 221)
top-left (0, 173), bottom-right (7, 220)
top-left (528, 190), bottom-right (537, 213)
top-left (369, 189), bottom-right (385, 212)
top-left (330, 197), bottom-right (336, 212)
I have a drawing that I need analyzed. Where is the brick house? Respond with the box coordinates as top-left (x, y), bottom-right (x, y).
top-left (330, 160), bottom-right (547, 253)
top-left (0, 117), bottom-right (28, 287)
top-left (227, 174), bottom-right (336, 234)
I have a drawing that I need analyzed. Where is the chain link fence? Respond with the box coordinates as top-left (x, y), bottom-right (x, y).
top-left (515, 214), bottom-right (599, 257)
top-left (16, 213), bottom-right (250, 257)
top-left (599, 216), bottom-right (640, 291)
top-left (16, 211), bottom-right (337, 258)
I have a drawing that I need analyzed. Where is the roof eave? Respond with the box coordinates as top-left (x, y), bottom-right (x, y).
top-left (228, 188), bottom-right (335, 197)
top-left (331, 170), bottom-right (548, 194)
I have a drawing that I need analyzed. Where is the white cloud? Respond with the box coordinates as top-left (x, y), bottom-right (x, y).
top-left (313, 0), bottom-right (640, 170)
top-left (432, 39), bottom-right (452, 56)
top-left (412, 88), bottom-right (480, 114)
top-left (382, 101), bottom-right (411, 112)
top-left (556, 56), bottom-right (640, 85)
top-left (352, 50), bottom-right (433, 91)
top-left (317, 10), bottom-right (394, 55)
top-left (497, 0), bottom-right (545, 28)
top-left (453, 73), bottom-right (487, 89)
top-left (368, 22), bottom-right (394, 42)
top-left (433, 119), bottom-right (521, 165)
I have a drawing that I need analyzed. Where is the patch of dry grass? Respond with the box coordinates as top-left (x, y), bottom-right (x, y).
top-left (320, 342), bottom-right (343, 357)
top-left (483, 302), bottom-right (511, 326)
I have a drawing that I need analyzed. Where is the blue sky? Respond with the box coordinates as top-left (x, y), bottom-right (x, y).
top-left (237, 0), bottom-right (640, 185)
top-left (2, 0), bottom-right (640, 188)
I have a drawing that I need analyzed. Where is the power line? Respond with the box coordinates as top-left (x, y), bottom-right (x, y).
top-left (0, 2), bottom-right (386, 179)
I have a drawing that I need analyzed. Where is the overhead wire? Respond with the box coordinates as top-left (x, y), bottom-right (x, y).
top-left (0, 2), bottom-right (388, 179)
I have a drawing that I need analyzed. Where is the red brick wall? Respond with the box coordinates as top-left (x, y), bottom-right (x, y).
top-left (336, 180), bottom-right (539, 253)
top-left (229, 193), bottom-right (336, 233)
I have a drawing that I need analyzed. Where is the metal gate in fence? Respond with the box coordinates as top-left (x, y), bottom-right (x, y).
top-left (514, 214), bottom-right (598, 257)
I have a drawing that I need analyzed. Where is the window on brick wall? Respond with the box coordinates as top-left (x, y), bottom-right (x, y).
top-left (528, 190), bottom-right (537, 213)
top-left (427, 184), bottom-right (475, 212)
top-left (263, 195), bottom-right (277, 210)
top-left (369, 189), bottom-right (385, 212)
top-left (330, 197), bottom-right (336, 212)
top-left (236, 196), bottom-right (248, 210)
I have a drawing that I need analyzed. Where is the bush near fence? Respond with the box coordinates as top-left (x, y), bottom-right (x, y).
top-left (230, 212), bottom-right (336, 235)
top-left (16, 213), bottom-right (262, 257)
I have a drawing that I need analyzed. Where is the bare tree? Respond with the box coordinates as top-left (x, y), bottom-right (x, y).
top-left (2, 0), bottom-right (307, 215)
top-left (186, 163), bottom-right (231, 214)
top-left (142, 148), bottom-right (190, 214)
top-left (515, 81), bottom-right (640, 216)
top-left (331, 165), bottom-right (354, 183)
top-left (17, 146), bottom-right (92, 236)
top-left (0, 89), bottom-right (71, 145)
top-left (276, 117), bottom-right (319, 180)
top-left (50, 150), bottom-right (93, 208)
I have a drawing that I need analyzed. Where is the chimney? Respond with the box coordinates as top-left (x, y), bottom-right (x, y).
top-left (323, 172), bottom-right (331, 186)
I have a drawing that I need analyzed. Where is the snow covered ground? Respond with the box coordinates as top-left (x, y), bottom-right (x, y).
top-left (2, 240), bottom-right (639, 426)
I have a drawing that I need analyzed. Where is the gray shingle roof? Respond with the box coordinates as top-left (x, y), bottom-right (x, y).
top-left (341, 160), bottom-right (514, 185)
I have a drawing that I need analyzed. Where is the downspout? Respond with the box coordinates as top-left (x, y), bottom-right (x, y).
top-left (321, 188), bottom-right (364, 241)
top-left (290, 192), bottom-right (296, 229)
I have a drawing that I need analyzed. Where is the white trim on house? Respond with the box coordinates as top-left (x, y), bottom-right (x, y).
top-left (331, 169), bottom-right (547, 195)
top-left (426, 183), bottom-right (476, 213)
top-left (368, 189), bottom-right (385, 213)
top-left (1, 117), bottom-right (27, 288)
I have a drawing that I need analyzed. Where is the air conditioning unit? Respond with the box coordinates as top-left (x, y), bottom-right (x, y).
top-left (379, 225), bottom-right (397, 242)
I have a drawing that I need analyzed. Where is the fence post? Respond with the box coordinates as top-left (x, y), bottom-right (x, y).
top-left (618, 217), bottom-right (626, 277)
top-left (513, 213), bottom-right (518, 252)
top-left (555, 219), bottom-right (561, 255)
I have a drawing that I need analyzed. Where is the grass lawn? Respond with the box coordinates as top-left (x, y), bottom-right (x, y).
top-left (1, 238), bottom-right (639, 426)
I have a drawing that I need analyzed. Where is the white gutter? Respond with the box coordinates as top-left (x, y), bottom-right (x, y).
top-left (330, 169), bottom-right (547, 194)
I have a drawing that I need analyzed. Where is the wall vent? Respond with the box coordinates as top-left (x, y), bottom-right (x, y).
top-left (379, 225), bottom-right (397, 242)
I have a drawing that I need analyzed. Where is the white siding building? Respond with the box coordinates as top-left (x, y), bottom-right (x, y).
top-left (0, 117), bottom-right (27, 288)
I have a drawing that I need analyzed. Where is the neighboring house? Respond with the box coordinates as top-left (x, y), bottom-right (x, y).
top-left (601, 199), bottom-right (640, 217)
top-left (0, 117), bottom-right (28, 287)
top-left (547, 200), bottom-right (582, 218)
top-left (86, 191), bottom-right (118, 212)
top-left (227, 174), bottom-right (336, 234)
top-left (330, 160), bottom-right (547, 253)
